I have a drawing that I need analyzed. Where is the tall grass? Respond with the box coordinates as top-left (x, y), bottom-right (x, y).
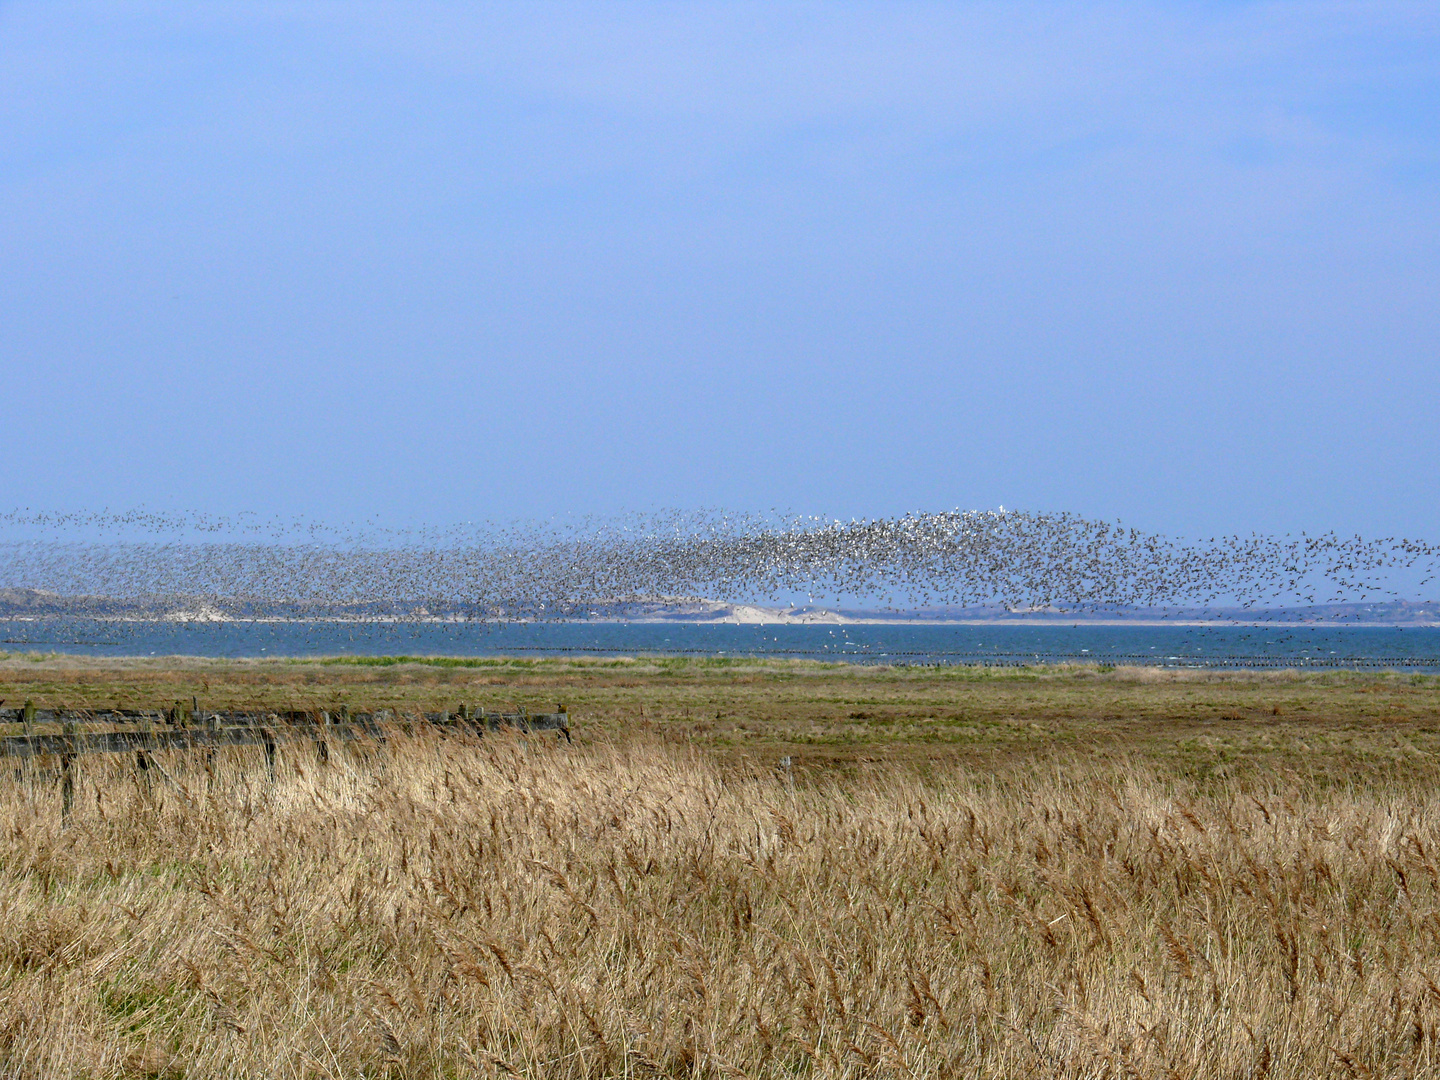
top-left (2, 730), bottom-right (1439, 1077)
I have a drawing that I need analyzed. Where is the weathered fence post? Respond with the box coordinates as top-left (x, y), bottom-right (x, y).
top-left (263, 721), bottom-right (277, 782)
top-left (317, 711), bottom-right (330, 765)
top-left (60, 714), bottom-right (76, 825)
top-left (196, 696), bottom-right (217, 790)
top-left (135, 713), bottom-right (153, 792)
top-left (16, 701), bottom-right (36, 783)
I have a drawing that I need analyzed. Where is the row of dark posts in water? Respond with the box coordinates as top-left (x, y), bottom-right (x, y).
top-left (0, 699), bottom-right (571, 823)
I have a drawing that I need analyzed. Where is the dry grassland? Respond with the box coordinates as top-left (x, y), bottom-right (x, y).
top-left (5, 654), bottom-right (1440, 782)
top-left (3, 658), bottom-right (1440, 1077)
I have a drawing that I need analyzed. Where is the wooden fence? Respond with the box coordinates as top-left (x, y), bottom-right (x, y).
top-left (0, 699), bottom-right (570, 822)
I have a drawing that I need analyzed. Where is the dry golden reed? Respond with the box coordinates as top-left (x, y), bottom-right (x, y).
top-left (2, 729), bottom-right (1439, 1078)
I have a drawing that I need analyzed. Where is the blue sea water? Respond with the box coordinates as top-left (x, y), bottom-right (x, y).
top-left (4, 619), bottom-right (1440, 670)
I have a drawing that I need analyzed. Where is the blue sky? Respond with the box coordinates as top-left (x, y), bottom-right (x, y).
top-left (2, 2), bottom-right (1437, 540)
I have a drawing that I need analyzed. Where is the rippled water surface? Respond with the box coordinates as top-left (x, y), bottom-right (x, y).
top-left (5, 619), bottom-right (1440, 670)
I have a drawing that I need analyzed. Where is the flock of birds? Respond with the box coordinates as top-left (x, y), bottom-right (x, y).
top-left (0, 508), bottom-right (1435, 622)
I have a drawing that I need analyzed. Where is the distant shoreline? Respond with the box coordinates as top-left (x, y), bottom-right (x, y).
top-left (2, 615), bottom-right (1439, 629)
top-left (5, 590), bottom-right (1439, 628)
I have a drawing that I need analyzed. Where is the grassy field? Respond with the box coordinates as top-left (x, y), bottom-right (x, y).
top-left (4, 656), bottom-right (1440, 1077)
top-left (5, 653), bottom-right (1440, 783)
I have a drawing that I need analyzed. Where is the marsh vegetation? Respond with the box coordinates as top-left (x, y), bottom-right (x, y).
top-left (3, 659), bottom-right (1440, 1077)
